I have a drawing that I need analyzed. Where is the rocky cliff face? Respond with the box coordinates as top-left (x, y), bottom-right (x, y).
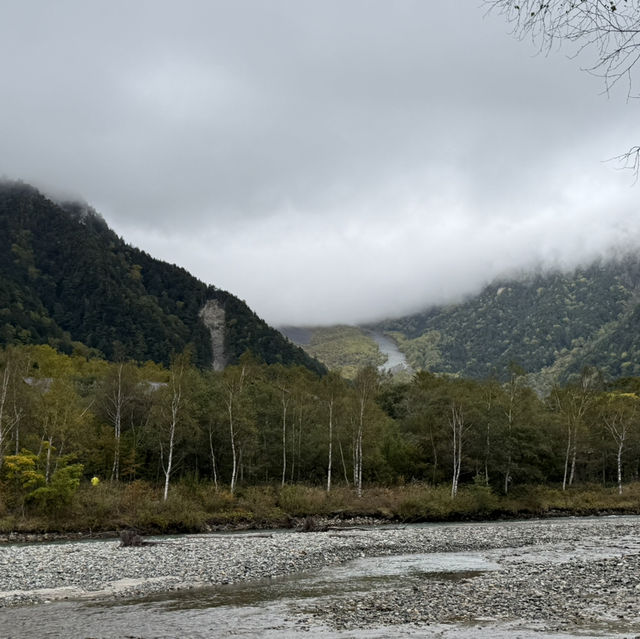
top-left (199, 300), bottom-right (227, 371)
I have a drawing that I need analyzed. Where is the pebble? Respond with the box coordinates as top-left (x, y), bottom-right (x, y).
top-left (0, 516), bottom-right (639, 636)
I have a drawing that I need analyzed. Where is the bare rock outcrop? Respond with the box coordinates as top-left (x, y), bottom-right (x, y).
top-left (199, 300), bottom-right (227, 371)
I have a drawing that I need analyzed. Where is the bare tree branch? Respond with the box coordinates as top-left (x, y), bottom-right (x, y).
top-left (607, 144), bottom-right (640, 179)
top-left (486, 0), bottom-right (640, 91)
top-left (486, 0), bottom-right (640, 176)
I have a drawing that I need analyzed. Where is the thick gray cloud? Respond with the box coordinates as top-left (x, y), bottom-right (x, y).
top-left (1, 1), bottom-right (638, 325)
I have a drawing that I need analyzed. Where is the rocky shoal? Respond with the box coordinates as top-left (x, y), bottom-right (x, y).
top-left (1, 516), bottom-right (639, 636)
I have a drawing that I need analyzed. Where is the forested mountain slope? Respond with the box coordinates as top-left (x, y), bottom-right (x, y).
top-left (372, 257), bottom-right (640, 382)
top-left (0, 181), bottom-right (324, 374)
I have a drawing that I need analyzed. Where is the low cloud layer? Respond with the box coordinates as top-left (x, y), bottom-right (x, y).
top-left (1, 1), bottom-right (638, 325)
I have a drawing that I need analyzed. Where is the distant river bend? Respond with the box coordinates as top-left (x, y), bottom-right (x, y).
top-left (365, 330), bottom-right (409, 373)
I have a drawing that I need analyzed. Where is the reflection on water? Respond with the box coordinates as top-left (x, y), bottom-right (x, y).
top-left (1, 538), bottom-right (638, 639)
top-left (130, 551), bottom-right (499, 612)
top-left (1, 551), bottom-right (496, 639)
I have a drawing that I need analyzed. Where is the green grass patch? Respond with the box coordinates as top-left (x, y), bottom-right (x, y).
top-left (302, 326), bottom-right (386, 379)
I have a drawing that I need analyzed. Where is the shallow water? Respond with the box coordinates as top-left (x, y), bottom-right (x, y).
top-left (1, 550), bottom-right (496, 638)
top-left (2, 539), bottom-right (637, 639)
top-left (365, 330), bottom-right (408, 372)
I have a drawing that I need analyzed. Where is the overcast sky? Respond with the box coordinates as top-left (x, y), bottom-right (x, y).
top-left (1, 1), bottom-right (638, 326)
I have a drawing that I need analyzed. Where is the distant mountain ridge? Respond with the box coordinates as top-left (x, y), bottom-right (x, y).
top-left (0, 180), bottom-right (325, 374)
top-left (285, 256), bottom-right (640, 384)
top-left (371, 257), bottom-right (640, 383)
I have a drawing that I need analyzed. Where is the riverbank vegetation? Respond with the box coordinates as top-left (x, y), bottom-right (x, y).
top-left (292, 325), bottom-right (385, 379)
top-left (1, 344), bottom-right (640, 533)
top-left (2, 482), bottom-right (640, 536)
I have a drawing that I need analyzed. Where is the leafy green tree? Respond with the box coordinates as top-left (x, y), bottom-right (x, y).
top-left (319, 371), bottom-right (347, 492)
top-left (33, 375), bottom-right (84, 484)
top-left (400, 372), bottom-right (447, 484)
top-left (551, 366), bottom-right (600, 490)
top-left (152, 350), bottom-right (197, 501)
top-left (2, 451), bottom-right (44, 515)
top-left (0, 347), bottom-right (33, 468)
top-left (351, 367), bottom-right (379, 496)
top-left (220, 354), bottom-right (260, 492)
top-left (28, 457), bottom-right (84, 517)
top-left (96, 360), bottom-right (139, 482)
top-left (597, 391), bottom-right (639, 494)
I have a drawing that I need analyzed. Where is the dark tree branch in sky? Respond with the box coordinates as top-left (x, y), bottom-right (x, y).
top-left (487, 0), bottom-right (640, 174)
top-left (487, 1), bottom-right (640, 91)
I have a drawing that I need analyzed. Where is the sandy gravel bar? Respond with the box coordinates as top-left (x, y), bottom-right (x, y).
top-left (1, 516), bottom-right (640, 637)
top-left (303, 518), bottom-right (640, 636)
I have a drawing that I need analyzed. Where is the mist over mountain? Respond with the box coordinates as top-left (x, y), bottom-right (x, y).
top-left (373, 256), bottom-right (640, 382)
top-left (0, 180), bottom-right (325, 374)
top-left (284, 255), bottom-right (640, 385)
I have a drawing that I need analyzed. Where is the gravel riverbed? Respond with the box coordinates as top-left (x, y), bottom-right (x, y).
top-left (1, 517), bottom-right (640, 636)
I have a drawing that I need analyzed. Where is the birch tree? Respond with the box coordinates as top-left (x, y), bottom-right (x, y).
top-left (498, 365), bottom-right (540, 495)
top-left (36, 378), bottom-right (83, 484)
top-left (501, 367), bottom-right (521, 495)
top-left (600, 392), bottom-right (638, 494)
top-left (99, 361), bottom-right (138, 482)
top-left (450, 402), bottom-right (465, 498)
top-left (287, 369), bottom-right (315, 484)
top-left (352, 366), bottom-right (380, 497)
top-left (320, 371), bottom-right (345, 492)
top-left (156, 350), bottom-right (193, 501)
top-left (221, 360), bottom-right (255, 493)
top-left (553, 367), bottom-right (599, 490)
top-left (0, 347), bottom-right (36, 462)
top-left (480, 377), bottom-right (502, 486)
top-left (267, 365), bottom-right (294, 487)
top-left (0, 354), bottom-right (15, 470)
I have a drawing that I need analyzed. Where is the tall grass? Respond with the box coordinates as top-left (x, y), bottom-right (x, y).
top-left (1, 481), bottom-right (639, 535)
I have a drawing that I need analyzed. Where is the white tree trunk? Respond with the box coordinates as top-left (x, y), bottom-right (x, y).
top-left (0, 364), bottom-right (10, 469)
top-left (569, 440), bottom-right (577, 487)
top-left (228, 392), bottom-right (237, 493)
top-left (208, 426), bottom-right (218, 490)
top-left (450, 403), bottom-right (464, 498)
top-left (163, 419), bottom-right (175, 502)
top-left (162, 361), bottom-right (183, 501)
top-left (326, 397), bottom-right (333, 493)
top-left (281, 390), bottom-right (289, 487)
top-left (562, 420), bottom-right (572, 491)
top-left (604, 411), bottom-right (627, 496)
top-left (339, 439), bottom-right (349, 486)
top-left (617, 441), bottom-right (624, 495)
top-left (226, 366), bottom-right (245, 494)
top-left (355, 394), bottom-right (366, 498)
top-left (110, 363), bottom-right (124, 482)
top-left (45, 436), bottom-right (53, 484)
top-left (162, 379), bottom-right (181, 501)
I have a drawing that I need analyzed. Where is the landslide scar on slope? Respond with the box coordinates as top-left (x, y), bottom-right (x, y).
top-left (199, 300), bottom-right (227, 371)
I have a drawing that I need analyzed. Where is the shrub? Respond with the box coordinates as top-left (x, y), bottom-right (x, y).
top-left (277, 485), bottom-right (331, 517)
top-left (28, 463), bottom-right (84, 518)
top-left (2, 452), bottom-right (45, 512)
top-left (237, 486), bottom-right (286, 524)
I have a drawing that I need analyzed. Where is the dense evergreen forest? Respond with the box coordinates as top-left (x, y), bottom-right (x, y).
top-left (0, 181), bottom-right (324, 375)
top-left (1, 343), bottom-right (640, 531)
top-left (372, 257), bottom-right (640, 383)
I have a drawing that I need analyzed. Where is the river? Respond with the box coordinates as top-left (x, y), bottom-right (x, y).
top-left (2, 517), bottom-right (639, 638)
top-left (364, 330), bottom-right (409, 373)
